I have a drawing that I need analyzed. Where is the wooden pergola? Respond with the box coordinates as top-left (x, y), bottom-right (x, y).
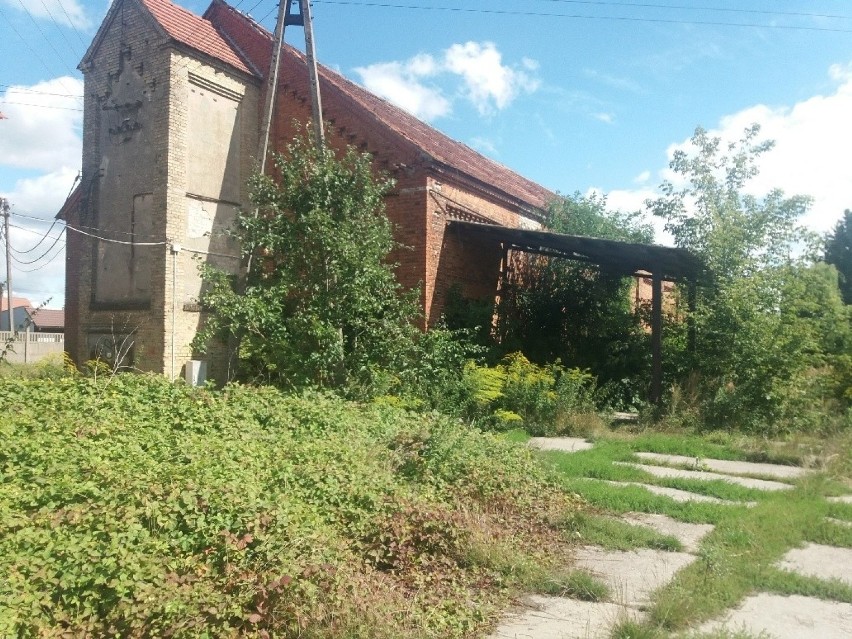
top-left (447, 220), bottom-right (705, 403)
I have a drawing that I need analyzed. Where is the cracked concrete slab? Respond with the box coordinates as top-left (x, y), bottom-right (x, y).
top-left (634, 452), bottom-right (809, 481)
top-left (597, 479), bottom-right (755, 506)
top-left (487, 596), bottom-right (640, 639)
top-left (572, 546), bottom-right (695, 608)
top-left (695, 593), bottom-right (852, 639)
top-left (529, 437), bottom-right (595, 453)
top-left (621, 512), bottom-right (714, 553)
top-left (616, 461), bottom-right (793, 491)
top-left (828, 495), bottom-right (852, 505)
top-left (776, 543), bottom-right (852, 586)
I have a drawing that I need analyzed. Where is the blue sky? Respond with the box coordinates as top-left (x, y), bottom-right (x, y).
top-left (1, 0), bottom-right (851, 307)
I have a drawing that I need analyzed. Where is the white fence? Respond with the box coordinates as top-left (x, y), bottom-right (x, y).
top-left (0, 331), bottom-right (65, 364)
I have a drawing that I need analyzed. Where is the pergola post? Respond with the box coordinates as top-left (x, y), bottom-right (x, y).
top-left (650, 270), bottom-right (663, 404)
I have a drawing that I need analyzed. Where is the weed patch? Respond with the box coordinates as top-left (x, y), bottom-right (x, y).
top-left (0, 374), bottom-right (578, 638)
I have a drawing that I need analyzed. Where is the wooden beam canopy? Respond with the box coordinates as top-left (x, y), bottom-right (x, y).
top-left (447, 220), bottom-right (705, 403)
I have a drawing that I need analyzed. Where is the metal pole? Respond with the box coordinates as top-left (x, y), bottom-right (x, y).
top-left (650, 271), bottom-right (663, 404)
top-left (1, 198), bottom-right (13, 336)
top-left (300, 0), bottom-right (324, 148)
top-left (257, 0), bottom-right (293, 175)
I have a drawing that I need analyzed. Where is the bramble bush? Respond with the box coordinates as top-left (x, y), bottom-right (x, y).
top-left (0, 373), bottom-right (576, 637)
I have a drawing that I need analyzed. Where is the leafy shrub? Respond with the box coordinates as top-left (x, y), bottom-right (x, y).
top-left (0, 374), bottom-right (574, 637)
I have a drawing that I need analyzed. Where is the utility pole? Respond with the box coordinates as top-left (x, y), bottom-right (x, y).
top-left (301, 0), bottom-right (325, 149)
top-left (1, 198), bottom-right (12, 335)
top-left (257, 0), bottom-right (325, 174)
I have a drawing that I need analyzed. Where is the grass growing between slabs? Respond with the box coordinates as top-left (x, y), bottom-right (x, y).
top-left (614, 476), bottom-right (851, 635)
top-left (518, 426), bottom-right (852, 638)
top-left (561, 512), bottom-right (682, 552)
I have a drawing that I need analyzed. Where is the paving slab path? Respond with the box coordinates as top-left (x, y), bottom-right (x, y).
top-left (528, 437), bottom-right (595, 452)
top-left (634, 452), bottom-right (810, 480)
top-left (776, 543), bottom-right (852, 586)
top-left (828, 494), bottom-right (852, 505)
top-left (615, 461), bottom-right (794, 491)
top-left (595, 479), bottom-right (752, 505)
top-left (695, 593), bottom-right (852, 639)
top-left (487, 437), bottom-right (851, 639)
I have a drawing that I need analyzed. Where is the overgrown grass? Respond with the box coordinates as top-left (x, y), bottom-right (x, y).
top-left (561, 512), bottom-right (682, 551)
top-left (0, 373), bottom-right (580, 638)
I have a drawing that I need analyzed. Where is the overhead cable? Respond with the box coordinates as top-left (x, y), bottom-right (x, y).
top-left (311, 1), bottom-right (852, 33)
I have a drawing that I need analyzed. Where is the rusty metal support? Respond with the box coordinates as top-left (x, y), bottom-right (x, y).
top-left (650, 270), bottom-right (663, 404)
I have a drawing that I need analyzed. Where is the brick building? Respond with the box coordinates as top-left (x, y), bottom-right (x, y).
top-left (61, 0), bottom-right (554, 382)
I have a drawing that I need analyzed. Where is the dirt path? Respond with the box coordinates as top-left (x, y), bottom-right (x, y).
top-left (487, 437), bottom-right (852, 639)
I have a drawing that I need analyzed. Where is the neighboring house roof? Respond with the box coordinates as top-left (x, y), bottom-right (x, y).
top-left (142, 0), bottom-right (554, 212)
top-left (29, 308), bottom-right (65, 330)
top-left (0, 297), bottom-right (32, 311)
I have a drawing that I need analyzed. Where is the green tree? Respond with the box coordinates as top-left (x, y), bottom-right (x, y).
top-left (194, 135), bottom-right (423, 392)
top-left (496, 193), bottom-right (654, 408)
top-left (825, 209), bottom-right (852, 304)
top-left (647, 125), bottom-right (847, 432)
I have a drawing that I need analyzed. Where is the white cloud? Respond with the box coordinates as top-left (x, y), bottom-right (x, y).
top-left (1, 0), bottom-right (90, 28)
top-left (597, 61), bottom-right (852, 240)
top-left (633, 170), bottom-right (651, 184)
top-left (354, 59), bottom-right (451, 121)
top-left (663, 64), bottom-right (852, 233)
top-left (593, 112), bottom-right (614, 124)
top-left (355, 42), bottom-right (539, 121)
top-left (0, 77), bottom-right (84, 172)
top-left (444, 41), bottom-right (539, 115)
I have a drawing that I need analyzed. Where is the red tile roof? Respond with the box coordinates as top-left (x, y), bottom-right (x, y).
top-left (142, 0), bottom-right (554, 211)
top-left (0, 297), bottom-right (31, 311)
top-left (28, 307), bottom-right (65, 330)
top-left (139, 0), bottom-right (255, 76)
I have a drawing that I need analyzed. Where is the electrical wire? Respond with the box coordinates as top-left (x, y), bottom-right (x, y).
top-left (13, 0), bottom-right (85, 104)
top-left (13, 244), bottom-right (66, 273)
top-left (9, 218), bottom-right (62, 255)
top-left (39, 0), bottom-right (86, 61)
top-left (310, 1), bottom-right (852, 33)
top-left (13, 211), bottom-right (166, 242)
top-left (0, 100), bottom-right (83, 112)
top-left (55, 0), bottom-right (91, 49)
top-left (535, 0), bottom-right (852, 21)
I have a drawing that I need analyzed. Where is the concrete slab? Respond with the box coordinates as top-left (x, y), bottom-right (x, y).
top-left (776, 543), bottom-right (852, 586)
top-left (621, 512), bottom-right (714, 553)
top-left (826, 517), bottom-right (852, 528)
top-left (487, 596), bottom-right (640, 639)
top-left (572, 546), bottom-right (695, 608)
top-left (616, 461), bottom-right (793, 491)
top-left (634, 452), bottom-right (809, 481)
top-left (695, 593), bottom-right (852, 639)
top-left (597, 479), bottom-right (754, 506)
top-left (828, 495), bottom-right (852, 505)
top-left (529, 437), bottom-right (595, 453)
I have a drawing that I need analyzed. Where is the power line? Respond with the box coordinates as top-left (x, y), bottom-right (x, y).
top-left (39, 0), bottom-right (86, 61)
top-left (55, 0), bottom-right (91, 49)
top-left (13, 0), bottom-right (84, 104)
top-left (0, 84), bottom-right (83, 98)
top-left (311, 1), bottom-right (852, 33)
top-left (0, 101), bottom-right (83, 112)
top-left (12, 211), bottom-right (165, 242)
top-left (536, 0), bottom-right (852, 22)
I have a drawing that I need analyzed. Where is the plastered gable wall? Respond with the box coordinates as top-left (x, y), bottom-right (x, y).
top-left (164, 49), bottom-right (259, 382)
top-left (73, 0), bottom-right (172, 371)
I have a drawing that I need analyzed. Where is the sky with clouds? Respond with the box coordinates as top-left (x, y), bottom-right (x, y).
top-left (1, 0), bottom-right (851, 307)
